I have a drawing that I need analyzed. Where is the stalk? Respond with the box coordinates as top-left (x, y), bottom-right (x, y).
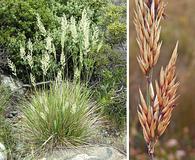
top-left (146, 70), bottom-right (153, 107)
top-left (146, 70), bottom-right (154, 159)
top-left (148, 140), bottom-right (155, 160)
top-left (149, 153), bottom-right (154, 160)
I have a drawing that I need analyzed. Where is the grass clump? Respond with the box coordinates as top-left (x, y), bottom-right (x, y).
top-left (19, 80), bottom-right (100, 153)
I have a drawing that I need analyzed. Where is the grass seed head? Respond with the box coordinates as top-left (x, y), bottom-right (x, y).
top-left (134, 0), bottom-right (165, 75)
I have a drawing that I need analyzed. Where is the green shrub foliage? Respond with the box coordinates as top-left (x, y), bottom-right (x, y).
top-left (0, 0), bottom-right (58, 49)
top-left (92, 1), bottom-right (126, 129)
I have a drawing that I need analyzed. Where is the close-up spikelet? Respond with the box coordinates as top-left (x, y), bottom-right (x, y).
top-left (134, 0), bottom-right (179, 159)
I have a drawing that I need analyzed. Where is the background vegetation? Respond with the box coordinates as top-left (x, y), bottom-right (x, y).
top-left (130, 0), bottom-right (195, 159)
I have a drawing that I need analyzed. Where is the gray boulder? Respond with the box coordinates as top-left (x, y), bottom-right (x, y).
top-left (0, 74), bottom-right (24, 95)
top-left (0, 143), bottom-right (7, 160)
top-left (40, 146), bottom-right (126, 160)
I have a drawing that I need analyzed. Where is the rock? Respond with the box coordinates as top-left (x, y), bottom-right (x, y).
top-left (0, 143), bottom-right (7, 160)
top-left (41, 146), bottom-right (126, 160)
top-left (0, 74), bottom-right (24, 95)
top-left (0, 74), bottom-right (24, 119)
top-left (71, 154), bottom-right (98, 160)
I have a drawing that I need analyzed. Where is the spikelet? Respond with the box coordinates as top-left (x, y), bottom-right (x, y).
top-left (30, 73), bottom-right (36, 88)
top-left (20, 46), bottom-right (26, 61)
top-left (80, 9), bottom-right (90, 55)
top-left (138, 67), bottom-right (179, 153)
top-left (7, 58), bottom-right (17, 76)
top-left (137, 41), bottom-right (179, 159)
top-left (37, 14), bottom-right (46, 36)
top-left (134, 0), bottom-right (165, 75)
top-left (26, 53), bottom-right (33, 70)
top-left (27, 39), bottom-right (33, 53)
top-left (41, 52), bottom-right (50, 76)
top-left (60, 51), bottom-right (65, 69)
top-left (56, 70), bottom-right (62, 82)
top-left (61, 14), bottom-right (68, 58)
top-left (45, 35), bottom-right (53, 53)
top-left (52, 44), bottom-right (57, 61)
top-left (70, 17), bottom-right (78, 43)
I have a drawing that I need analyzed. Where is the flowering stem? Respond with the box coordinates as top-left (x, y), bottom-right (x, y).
top-left (148, 142), bottom-right (155, 160)
top-left (146, 69), bottom-right (154, 159)
top-left (146, 69), bottom-right (153, 106)
top-left (149, 153), bottom-right (154, 160)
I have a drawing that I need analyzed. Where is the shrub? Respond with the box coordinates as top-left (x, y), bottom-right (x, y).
top-left (0, 0), bottom-right (58, 49)
top-left (92, 45), bottom-right (126, 130)
top-left (99, 3), bottom-right (126, 46)
top-left (19, 80), bottom-right (100, 153)
top-left (91, 1), bottom-right (127, 130)
top-left (56, 0), bottom-right (108, 22)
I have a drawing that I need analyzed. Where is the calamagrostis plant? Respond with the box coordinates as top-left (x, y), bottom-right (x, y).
top-left (19, 81), bottom-right (100, 153)
top-left (134, 0), bottom-right (179, 159)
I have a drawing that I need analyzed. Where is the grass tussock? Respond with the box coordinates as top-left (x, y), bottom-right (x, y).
top-left (19, 81), bottom-right (101, 153)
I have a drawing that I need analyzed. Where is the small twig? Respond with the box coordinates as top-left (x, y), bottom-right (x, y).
top-left (22, 81), bottom-right (52, 88)
top-left (115, 86), bottom-right (124, 93)
top-left (15, 80), bottom-right (57, 91)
